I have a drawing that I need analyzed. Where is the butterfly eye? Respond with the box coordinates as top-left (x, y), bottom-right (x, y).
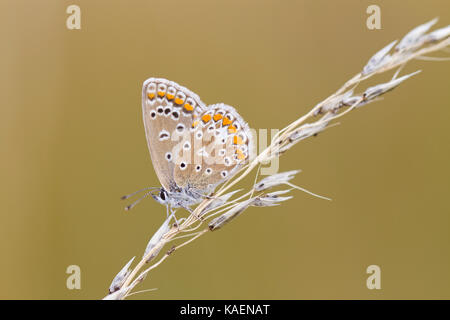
top-left (159, 190), bottom-right (166, 201)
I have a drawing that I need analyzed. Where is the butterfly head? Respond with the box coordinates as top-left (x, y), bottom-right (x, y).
top-left (151, 187), bottom-right (169, 205)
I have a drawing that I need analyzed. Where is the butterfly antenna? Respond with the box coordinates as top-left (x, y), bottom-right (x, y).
top-left (121, 187), bottom-right (159, 200)
top-left (124, 190), bottom-right (157, 211)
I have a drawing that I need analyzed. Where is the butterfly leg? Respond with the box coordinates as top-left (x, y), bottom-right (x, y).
top-left (168, 205), bottom-right (181, 229)
top-left (189, 189), bottom-right (216, 201)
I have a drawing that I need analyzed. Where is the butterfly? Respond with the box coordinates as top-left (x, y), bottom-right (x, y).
top-left (124, 78), bottom-right (253, 214)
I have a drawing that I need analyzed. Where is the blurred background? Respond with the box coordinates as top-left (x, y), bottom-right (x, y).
top-left (1, 0), bottom-right (450, 299)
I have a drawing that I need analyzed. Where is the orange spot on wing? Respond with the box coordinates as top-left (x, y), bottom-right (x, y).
top-left (192, 121), bottom-right (199, 128)
top-left (166, 94), bottom-right (174, 100)
top-left (236, 148), bottom-right (246, 160)
top-left (228, 125), bottom-right (237, 134)
top-left (158, 91), bottom-right (165, 97)
top-left (222, 117), bottom-right (232, 126)
top-left (202, 114), bottom-right (212, 123)
top-left (147, 93), bottom-right (155, 99)
top-left (175, 98), bottom-right (184, 105)
top-left (213, 113), bottom-right (223, 122)
top-left (233, 136), bottom-right (244, 145)
top-left (184, 103), bottom-right (194, 111)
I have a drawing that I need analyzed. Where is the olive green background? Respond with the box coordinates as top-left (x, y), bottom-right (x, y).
top-left (2, 0), bottom-right (450, 299)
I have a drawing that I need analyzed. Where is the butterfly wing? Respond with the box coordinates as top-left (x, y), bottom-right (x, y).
top-left (142, 78), bottom-right (207, 191)
top-left (173, 103), bottom-right (253, 195)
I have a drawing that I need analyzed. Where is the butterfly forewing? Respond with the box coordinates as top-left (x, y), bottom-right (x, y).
top-left (142, 78), bottom-right (206, 191)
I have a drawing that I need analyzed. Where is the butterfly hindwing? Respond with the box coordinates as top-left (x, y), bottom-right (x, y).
top-left (173, 103), bottom-right (253, 195)
top-left (142, 78), bottom-right (206, 191)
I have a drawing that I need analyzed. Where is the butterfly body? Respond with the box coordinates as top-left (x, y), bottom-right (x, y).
top-left (150, 186), bottom-right (202, 209)
top-left (142, 78), bottom-right (253, 211)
